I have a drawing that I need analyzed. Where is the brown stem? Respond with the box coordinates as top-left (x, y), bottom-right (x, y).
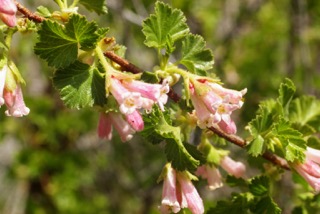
top-left (15, 1), bottom-right (45, 23)
top-left (209, 126), bottom-right (290, 170)
top-left (16, 1), bottom-right (290, 170)
top-left (104, 51), bottom-right (143, 74)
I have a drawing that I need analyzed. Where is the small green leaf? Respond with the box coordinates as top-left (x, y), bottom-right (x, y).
top-left (248, 135), bottom-right (265, 157)
top-left (141, 71), bottom-right (160, 83)
top-left (34, 14), bottom-right (99, 68)
top-left (184, 143), bottom-right (206, 165)
top-left (251, 196), bottom-right (281, 214)
top-left (226, 175), bottom-right (248, 187)
top-left (141, 107), bottom-right (200, 171)
top-left (249, 176), bottom-right (269, 196)
top-left (180, 34), bottom-right (214, 74)
top-left (207, 193), bottom-right (253, 214)
top-left (289, 96), bottom-right (320, 133)
top-left (273, 119), bottom-right (306, 162)
top-left (142, 2), bottom-right (189, 49)
top-left (53, 61), bottom-right (106, 109)
top-left (36, 6), bottom-right (51, 17)
top-left (247, 108), bottom-right (273, 138)
top-left (79, 0), bottom-right (108, 15)
top-left (165, 140), bottom-right (200, 171)
top-left (277, 78), bottom-right (296, 113)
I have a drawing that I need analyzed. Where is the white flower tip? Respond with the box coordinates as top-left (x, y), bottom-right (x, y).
top-left (241, 88), bottom-right (247, 95)
top-left (122, 134), bottom-right (133, 142)
top-left (208, 182), bottom-right (223, 190)
top-left (5, 107), bottom-right (30, 117)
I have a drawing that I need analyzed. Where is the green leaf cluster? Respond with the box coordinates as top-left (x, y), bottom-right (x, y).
top-left (208, 176), bottom-right (281, 214)
top-left (142, 2), bottom-right (214, 75)
top-left (246, 78), bottom-right (320, 163)
top-left (140, 107), bottom-right (203, 171)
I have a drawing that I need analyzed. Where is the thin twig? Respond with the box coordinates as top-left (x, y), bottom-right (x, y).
top-left (15, 1), bottom-right (45, 23)
top-left (104, 51), bottom-right (143, 74)
top-left (209, 126), bottom-right (290, 170)
top-left (16, 1), bottom-right (290, 170)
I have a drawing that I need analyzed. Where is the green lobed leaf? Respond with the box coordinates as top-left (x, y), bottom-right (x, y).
top-left (250, 196), bottom-right (281, 214)
top-left (207, 193), bottom-right (253, 214)
top-left (142, 2), bottom-right (189, 49)
top-left (79, 0), bottom-right (108, 15)
top-left (272, 119), bottom-right (306, 162)
top-left (248, 105), bottom-right (274, 138)
top-left (53, 61), bottom-right (106, 109)
top-left (180, 34), bottom-right (214, 75)
top-left (249, 176), bottom-right (269, 196)
top-left (277, 78), bottom-right (296, 112)
top-left (34, 14), bottom-right (99, 68)
top-left (289, 96), bottom-right (320, 134)
top-left (141, 107), bottom-right (200, 171)
top-left (247, 135), bottom-right (265, 157)
top-left (226, 175), bottom-right (248, 188)
top-left (165, 140), bottom-right (200, 171)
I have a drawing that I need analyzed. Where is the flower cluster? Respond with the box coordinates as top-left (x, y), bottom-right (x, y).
top-left (160, 164), bottom-right (204, 214)
top-left (0, 0), bottom-right (17, 27)
top-left (196, 155), bottom-right (246, 190)
top-left (0, 65), bottom-right (29, 117)
top-left (294, 147), bottom-right (320, 193)
top-left (98, 76), bottom-right (169, 142)
top-left (190, 80), bottom-right (246, 134)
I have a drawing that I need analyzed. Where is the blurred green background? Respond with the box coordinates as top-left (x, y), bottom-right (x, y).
top-left (1, 0), bottom-right (320, 213)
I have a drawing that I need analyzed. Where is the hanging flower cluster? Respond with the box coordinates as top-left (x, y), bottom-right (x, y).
top-left (190, 79), bottom-right (246, 134)
top-left (0, 64), bottom-right (29, 117)
top-left (160, 164), bottom-right (204, 214)
top-left (98, 76), bottom-right (170, 142)
top-left (0, 0), bottom-right (17, 27)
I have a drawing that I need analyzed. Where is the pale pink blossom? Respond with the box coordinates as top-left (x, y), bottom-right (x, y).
top-left (160, 165), bottom-right (204, 214)
top-left (294, 147), bottom-right (320, 193)
top-left (160, 165), bottom-right (181, 214)
top-left (122, 78), bottom-right (169, 111)
top-left (109, 77), bottom-right (143, 115)
top-left (0, 65), bottom-right (29, 117)
top-left (0, 65), bottom-right (7, 105)
top-left (220, 156), bottom-right (246, 178)
top-left (97, 112), bottom-right (136, 142)
top-left (4, 85), bottom-right (30, 117)
top-left (0, 0), bottom-right (17, 27)
top-left (189, 80), bottom-right (246, 134)
top-left (196, 165), bottom-right (223, 190)
top-left (97, 112), bottom-right (112, 140)
top-left (110, 76), bottom-right (169, 114)
top-left (125, 110), bottom-right (144, 131)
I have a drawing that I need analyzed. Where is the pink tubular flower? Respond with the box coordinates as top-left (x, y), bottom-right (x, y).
top-left (189, 80), bottom-right (246, 134)
top-left (97, 112), bottom-right (112, 140)
top-left (97, 112), bottom-right (136, 142)
top-left (220, 156), bottom-right (246, 178)
top-left (0, 0), bottom-right (17, 27)
top-left (0, 65), bottom-right (29, 117)
top-left (0, 65), bottom-right (7, 106)
top-left (4, 85), bottom-right (30, 117)
top-left (196, 165), bottom-right (223, 190)
top-left (160, 164), bottom-right (204, 214)
top-left (293, 147), bottom-right (320, 193)
top-left (109, 76), bottom-right (169, 115)
top-left (122, 79), bottom-right (169, 111)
